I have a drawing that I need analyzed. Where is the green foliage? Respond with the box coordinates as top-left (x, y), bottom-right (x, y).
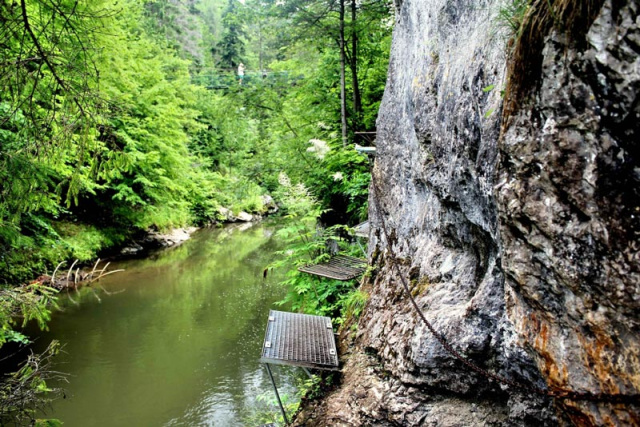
top-left (273, 173), bottom-right (322, 219)
top-left (144, 0), bottom-right (205, 67)
top-left (217, 0), bottom-right (247, 68)
top-left (245, 371), bottom-right (328, 426)
top-left (54, 223), bottom-right (120, 262)
top-left (0, 341), bottom-right (64, 425)
top-left (355, 16), bottom-right (393, 130)
top-left (0, 0), bottom-right (391, 285)
top-left (0, 214), bottom-right (128, 286)
top-left (0, 0), bottom-right (279, 284)
top-left (35, 419), bottom-right (64, 427)
top-left (270, 178), bottom-right (344, 316)
top-left (0, 0), bottom-right (118, 231)
top-left (0, 0), bottom-right (393, 421)
top-left (315, 145), bottom-right (371, 223)
top-left (0, 283), bottom-right (57, 347)
top-left (497, 0), bottom-right (532, 40)
top-left (297, 373), bottom-right (324, 400)
top-left (340, 288), bottom-right (368, 323)
top-left (272, 214), bottom-right (364, 319)
top-left (247, 389), bottom-right (300, 425)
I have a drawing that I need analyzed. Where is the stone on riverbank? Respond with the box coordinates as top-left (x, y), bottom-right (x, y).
top-left (119, 227), bottom-right (197, 257)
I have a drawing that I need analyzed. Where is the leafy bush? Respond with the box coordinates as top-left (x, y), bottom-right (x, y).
top-left (270, 174), bottom-right (369, 324)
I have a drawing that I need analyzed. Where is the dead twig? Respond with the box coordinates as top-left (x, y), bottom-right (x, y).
top-left (50, 261), bottom-right (65, 285)
top-left (97, 261), bottom-right (110, 277)
top-left (65, 259), bottom-right (78, 284)
top-left (88, 258), bottom-right (101, 281)
top-left (88, 269), bottom-right (124, 283)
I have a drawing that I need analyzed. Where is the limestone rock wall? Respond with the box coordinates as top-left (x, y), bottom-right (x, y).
top-left (498, 1), bottom-right (640, 425)
top-left (294, 0), bottom-right (639, 425)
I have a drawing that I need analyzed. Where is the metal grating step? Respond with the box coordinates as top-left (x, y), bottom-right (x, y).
top-left (298, 255), bottom-right (367, 281)
top-left (260, 310), bottom-right (339, 370)
top-left (353, 220), bottom-right (370, 238)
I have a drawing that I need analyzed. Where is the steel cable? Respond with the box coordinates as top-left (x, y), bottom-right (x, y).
top-left (369, 165), bottom-right (639, 404)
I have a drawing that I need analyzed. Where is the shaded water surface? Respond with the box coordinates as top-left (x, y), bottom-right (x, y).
top-left (30, 222), bottom-right (296, 426)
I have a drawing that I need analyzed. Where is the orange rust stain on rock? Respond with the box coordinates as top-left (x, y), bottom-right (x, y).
top-left (628, 407), bottom-right (640, 426)
top-left (524, 315), bottom-right (640, 426)
top-left (527, 313), bottom-right (569, 388)
top-left (576, 325), bottom-right (623, 395)
top-left (559, 400), bottom-right (637, 427)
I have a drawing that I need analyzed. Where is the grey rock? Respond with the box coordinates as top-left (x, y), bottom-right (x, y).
top-left (236, 211), bottom-right (254, 222)
top-left (120, 242), bottom-right (144, 256)
top-left (261, 194), bottom-right (279, 214)
top-left (294, 0), bottom-right (639, 425)
top-left (498, 1), bottom-right (640, 424)
top-left (120, 227), bottom-right (197, 258)
top-left (147, 227), bottom-right (197, 247)
top-left (218, 207), bottom-right (236, 222)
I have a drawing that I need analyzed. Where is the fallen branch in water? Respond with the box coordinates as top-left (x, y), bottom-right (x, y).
top-left (32, 259), bottom-right (124, 291)
top-left (87, 268), bottom-right (125, 284)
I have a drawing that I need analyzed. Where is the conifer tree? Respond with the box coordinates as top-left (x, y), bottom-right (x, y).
top-left (217, 0), bottom-right (246, 69)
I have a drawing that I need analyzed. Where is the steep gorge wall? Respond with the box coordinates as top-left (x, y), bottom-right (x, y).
top-left (499, 1), bottom-right (640, 424)
top-left (294, 0), bottom-right (639, 425)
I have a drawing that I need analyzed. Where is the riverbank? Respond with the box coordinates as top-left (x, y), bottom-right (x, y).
top-left (1, 193), bottom-right (280, 290)
top-left (33, 213), bottom-right (278, 294)
top-left (116, 201), bottom-right (276, 257)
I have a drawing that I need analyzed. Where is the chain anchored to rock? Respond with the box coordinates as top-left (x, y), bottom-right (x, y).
top-left (369, 169), bottom-right (639, 405)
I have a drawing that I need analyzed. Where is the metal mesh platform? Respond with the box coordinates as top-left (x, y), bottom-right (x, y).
top-left (260, 310), bottom-right (339, 370)
top-left (353, 220), bottom-right (370, 238)
top-left (297, 255), bottom-right (366, 281)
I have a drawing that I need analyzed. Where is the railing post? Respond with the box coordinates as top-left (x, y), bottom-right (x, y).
top-left (264, 363), bottom-right (289, 425)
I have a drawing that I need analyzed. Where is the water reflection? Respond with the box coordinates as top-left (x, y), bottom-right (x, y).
top-left (29, 221), bottom-right (298, 426)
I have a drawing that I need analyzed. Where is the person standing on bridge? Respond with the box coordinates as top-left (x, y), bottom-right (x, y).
top-left (237, 63), bottom-right (245, 85)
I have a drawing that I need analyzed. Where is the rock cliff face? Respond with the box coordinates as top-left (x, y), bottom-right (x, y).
top-left (498, 1), bottom-right (640, 424)
top-left (294, 0), bottom-right (639, 425)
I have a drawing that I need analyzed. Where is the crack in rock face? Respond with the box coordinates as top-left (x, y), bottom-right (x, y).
top-left (293, 0), bottom-right (639, 425)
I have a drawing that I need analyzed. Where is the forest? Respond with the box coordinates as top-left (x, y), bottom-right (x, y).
top-left (0, 0), bottom-right (392, 284)
top-left (0, 0), bottom-right (392, 422)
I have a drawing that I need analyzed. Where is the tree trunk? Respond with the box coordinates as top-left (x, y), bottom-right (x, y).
top-left (350, 0), bottom-right (361, 130)
top-left (339, 0), bottom-right (348, 147)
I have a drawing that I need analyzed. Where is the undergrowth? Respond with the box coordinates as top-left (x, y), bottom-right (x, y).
top-left (244, 371), bottom-right (335, 426)
top-left (0, 215), bottom-right (130, 286)
top-left (255, 175), bottom-right (370, 422)
top-left (271, 222), bottom-right (365, 319)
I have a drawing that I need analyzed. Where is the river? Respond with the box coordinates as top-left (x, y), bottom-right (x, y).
top-left (27, 221), bottom-right (298, 426)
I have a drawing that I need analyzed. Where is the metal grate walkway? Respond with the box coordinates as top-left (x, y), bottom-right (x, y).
top-left (297, 255), bottom-right (367, 281)
top-left (353, 220), bottom-right (370, 238)
top-left (260, 310), bottom-right (340, 424)
top-left (260, 310), bottom-right (339, 370)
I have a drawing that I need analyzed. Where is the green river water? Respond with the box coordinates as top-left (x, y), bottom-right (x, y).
top-left (27, 221), bottom-right (297, 426)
